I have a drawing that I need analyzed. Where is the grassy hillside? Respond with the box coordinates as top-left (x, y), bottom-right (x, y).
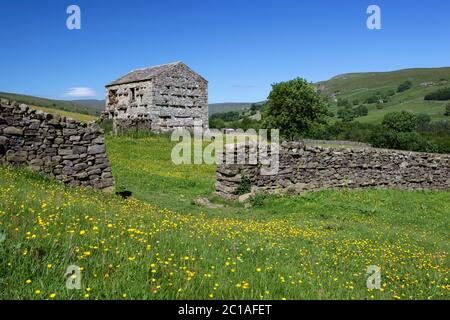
top-left (70, 99), bottom-right (105, 110)
top-left (0, 133), bottom-right (448, 300)
top-left (0, 91), bottom-right (255, 118)
top-left (316, 67), bottom-right (450, 123)
top-left (30, 106), bottom-right (97, 122)
top-left (0, 92), bottom-right (103, 116)
top-left (209, 102), bottom-right (254, 115)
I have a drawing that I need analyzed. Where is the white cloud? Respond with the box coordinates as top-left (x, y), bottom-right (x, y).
top-left (63, 87), bottom-right (97, 98)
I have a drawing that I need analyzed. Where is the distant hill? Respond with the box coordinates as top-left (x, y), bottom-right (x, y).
top-left (0, 91), bottom-right (257, 118)
top-left (208, 102), bottom-right (254, 115)
top-left (0, 92), bottom-right (103, 116)
top-left (71, 99), bottom-right (105, 110)
top-left (315, 67), bottom-right (450, 123)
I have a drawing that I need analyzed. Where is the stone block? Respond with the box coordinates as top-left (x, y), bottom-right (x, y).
top-left (87, 144), bottom-right (105, 155)
top-left (3, 126), bottom-right (23, 136)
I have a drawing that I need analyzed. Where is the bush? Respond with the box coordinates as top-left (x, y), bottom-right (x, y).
top-left (262, 77), bottom-right (328, 139)
top-left (250, 103), bottom-right (265, 113)
top-left (210, 110), bottom-right (241, 122)
top-left (444, 103), bottom-right (450, 116)
top-left (209, 118), bottom-right (226, 129)
top-left (337, 98), bottom-right (351, 107)
top-left (235, 176), bottom-right (251, 195)
top-left (235, 117), bottom-right (261, 131)
top-left (415, 114), bottom-right (432, 131)
top-left (337, 107), bottom-right (355, 122)
top-left (308, 121), bottom-right (376, 144)
top-left (99, 119), bottom-right (113, 134)
top-left (386, 89), bottom-right (396, 97)
top-left (397, 80), bottom-right (413, 93)
top-left (382, 111), bottom-right (419, 132)
top-left (365, 92), bottom-right (382, 104)
top-left (249, 193), bottom-right (267, 207)
top-left (424, 87), bottom-right (450, 101)
top-left (354, 105), bottom-right (369, 117)
top-left (369, 128), bottom-right (438, 153)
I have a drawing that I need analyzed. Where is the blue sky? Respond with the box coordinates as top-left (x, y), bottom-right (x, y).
top-left (0, 0), bottom-right (449, 103)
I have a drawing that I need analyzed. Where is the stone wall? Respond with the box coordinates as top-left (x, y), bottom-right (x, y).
top-left (0, 99), bottom-right (114, 191)
top-left (215, 141), bottom-right (450, 199)
top-left (301, 139), bottom-right (372, 148)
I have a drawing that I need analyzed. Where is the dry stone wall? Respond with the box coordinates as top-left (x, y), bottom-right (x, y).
top-left (216, 141), bottom-right (450, 199)
top-left (0, 99), bottom-right (114, 191)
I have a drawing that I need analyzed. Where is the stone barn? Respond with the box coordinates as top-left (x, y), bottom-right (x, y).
top-left (105, 62), bottom-right (208, 132)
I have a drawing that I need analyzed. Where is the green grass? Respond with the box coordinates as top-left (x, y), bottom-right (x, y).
top-left (0, 92), bottom-right (102, 116)
top-left (318, 67), bottom-right (450, 123)
top-left (0, 134), bottom-right (449, 300)
top-left (30, 106), bottom-right (97, 123)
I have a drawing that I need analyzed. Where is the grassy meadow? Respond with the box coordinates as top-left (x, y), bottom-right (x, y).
top-left (30, 106), bottom-right (97, 123)
top-left (0, 92), bottom-right (102, 116)
top-left (0, 133), bottom-right (449, 300)
top-left (319, 67), bottom-right (450, 123)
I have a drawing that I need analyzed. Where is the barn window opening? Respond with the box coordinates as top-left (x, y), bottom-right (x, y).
top-left (130, 88), bottom-right (136, 101)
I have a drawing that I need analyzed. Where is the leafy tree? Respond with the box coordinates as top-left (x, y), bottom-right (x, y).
top-left (425, 87), bottom-right (450, 101)
top-left (337, 107), bottom-right (355, 122)
top-left (262, 77), bottom-right (328, 139)
top-left (354, 105), bottom-right (369, 117)
top-left (386, 89), bottom-right (396, 97)
top-left (397, 80), bottom-right (413, 93)
top-left (337, 98), bottom-right (351, 107)
top-left (370, 128), bottom-right (438, 153)
top-left (209, 118), bottom-right (226, 129)
top-left (415, 113), bottom-right (432, 131)
top-left (445, 103), bottom-right (450, 116)
top-left (210, 110), bottom-right (241, 122)
top-left (239, 117), bottom-right (260, 131)
top-left (366, 91), bottom-right (384, 104)
top-left (352, 99), bottom-right (360, 106)
top-left (249, 103), bottom-right (265, 114)
top-left (382, 111), bottom-right (419, 132)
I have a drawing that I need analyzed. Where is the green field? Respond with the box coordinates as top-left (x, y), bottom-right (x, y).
top-left (29, 106), bottom-right (97, 123)
top-left (0, 92), bottom-right (103, 116)
top-left (317, 67), bottom-right (450, 123)
top-left (0, 134), bottom-right (448, 300)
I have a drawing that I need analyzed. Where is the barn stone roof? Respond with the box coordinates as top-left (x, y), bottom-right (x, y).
top-left (106, 61), bottom-right (206, 87)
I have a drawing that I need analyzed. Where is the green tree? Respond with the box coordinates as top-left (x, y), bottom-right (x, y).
top-left (370, 127), bottom-right (438, 153)
top-left (424, 87), bottom-right (450, 101)
top-left (337, 107), bottom-right (355, 122)
top-left (337, 98), bottom-right (351, 107)
top-left (445, 103), bottom-right (450, 116)
top-left (355, 105), bottom-right (369, 117)
top-left (397, 80), bottom-right (413, 93)
top-left (262, 77), bottom-right (328, 139)
top-left (382, 111), bottom-right (419, 132)
top-left (415, 113), bottom-right (432, 131)
top-left (209, 118), bottom-right (226, 129)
